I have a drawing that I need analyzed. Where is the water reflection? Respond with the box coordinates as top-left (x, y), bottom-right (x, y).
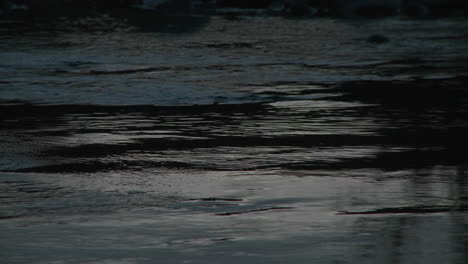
top-left (1, 16), bottom-right (468, 264)
top-left (1, 81), bottom-right (468, 262)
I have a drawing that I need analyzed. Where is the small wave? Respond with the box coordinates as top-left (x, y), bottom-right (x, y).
top-left (216, 206), bottom-right (294, 216)
top-left (338, 205), bottom-right (466, 215)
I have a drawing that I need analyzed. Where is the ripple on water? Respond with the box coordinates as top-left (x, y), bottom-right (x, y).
top-left (1, 15), bottom-right (468, 264)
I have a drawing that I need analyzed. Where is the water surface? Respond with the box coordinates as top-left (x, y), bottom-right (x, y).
top-left (1, 15), bottom-right (468, 264)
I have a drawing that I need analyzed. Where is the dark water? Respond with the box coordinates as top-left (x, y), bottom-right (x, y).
top-left (1, 15), bottom-right (468, 264)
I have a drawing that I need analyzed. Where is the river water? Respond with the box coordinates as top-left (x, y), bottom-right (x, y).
top-left (1, 14), bottom-right (468, 264)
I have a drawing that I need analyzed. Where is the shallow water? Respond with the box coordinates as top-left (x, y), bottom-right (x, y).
top-left (1, 15), bottom-right (468, 264)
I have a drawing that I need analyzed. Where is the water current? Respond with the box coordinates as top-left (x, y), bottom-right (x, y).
top-left (1, 14), bottom-right (468, 263)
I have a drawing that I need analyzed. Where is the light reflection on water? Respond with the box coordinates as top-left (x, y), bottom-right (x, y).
top-left (0, 15), bottom-right (468, 264)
